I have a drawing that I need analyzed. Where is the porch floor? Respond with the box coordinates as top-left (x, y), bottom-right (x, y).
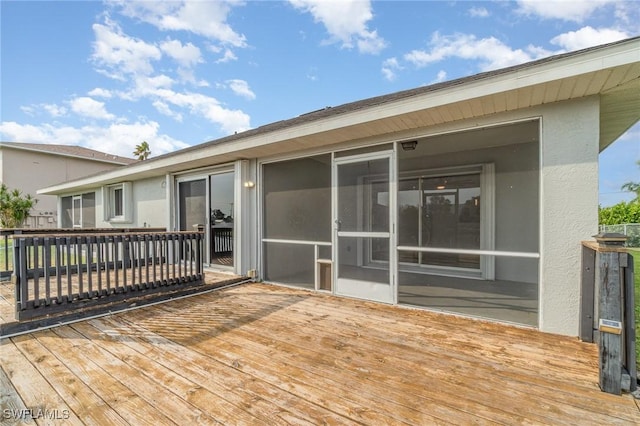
top-left (1, 283), bottom-right (638, 424)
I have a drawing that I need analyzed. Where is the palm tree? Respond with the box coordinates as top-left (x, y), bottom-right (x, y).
top-left (133, 141), bottom-right (151, 160)
top-left (621, 160), bottom-right (640, 202)
top-left (0, 184), bottom-right (37, 228)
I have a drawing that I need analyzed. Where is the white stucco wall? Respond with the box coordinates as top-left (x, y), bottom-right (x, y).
top-left (131, 176), bottom-right (167, 228)
top-left (539, 97), bottom-right (600, 336)
top-left (90, 176), bottom-right (167, 229)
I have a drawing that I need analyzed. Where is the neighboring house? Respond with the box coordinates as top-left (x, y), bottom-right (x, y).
top-left (0, 142), bottom-right (136, 228)
top-left (39, 37), bottom-right (640, 337)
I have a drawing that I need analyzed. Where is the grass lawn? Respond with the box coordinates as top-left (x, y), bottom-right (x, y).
top-left (0, 238), bottom-right (11, 272)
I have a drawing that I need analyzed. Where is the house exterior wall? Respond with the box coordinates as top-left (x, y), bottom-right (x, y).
top-left (0, 148), bottom-right (127, 228)
top-left (539, 96), bottom-right (600, 336)
top-left (131, 177), bottom-right (167, 229)
top-left (49, 97), bottom-right (601, 336)
top-left (90, 176), bottom-right (167, 229)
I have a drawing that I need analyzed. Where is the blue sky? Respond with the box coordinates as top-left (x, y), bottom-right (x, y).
top-left (1, 0), bottom-right (638, 205)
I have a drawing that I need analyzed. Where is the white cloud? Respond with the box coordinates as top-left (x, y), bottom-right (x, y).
top-left (404, 32), bottom-right (552, 72)
top-left (516, 0), bottom-right (616, 23)
top-left (216, 49), bottom-right (238, 63)
top-left (381, 57), bottom-right (402, 81)
top-left (468, 7), bottom-right (489, 18)
top-left (289, 0), bottom-right (387, 54)
top-left (226, 79), bottom-right (256, 100)
top-left (0, 120), bottom-right (189, 158)
top-left (152, 100), bottom-right (183, 122)
top-left (92, 18), bottom-right (162, 79)
top-left (110, 0), bottom-right (247, 47)
top-left (20, 106), bottom-right (36, 116)
top-left (150, 89), bottom-right (251, 134)
top-left (431, 70), bottom-right (448, 84)
top-left (88, 88), bottom-right (113, 98)
top-left (20, 103), bottom-right (67, 118)
top-left (160, 39), bottom-right (203, 68)
top-left (550, 26), bottom-right (629, 51)
top-left (43, 104), bottom-right (68, 117)
top-left (70, 97), bottom-right (116, 121)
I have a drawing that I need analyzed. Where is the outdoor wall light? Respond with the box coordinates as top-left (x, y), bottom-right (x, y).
top-left (244, 181), bottom-right (255, 188)
top-left (401, 140), bottom-right (418, 151)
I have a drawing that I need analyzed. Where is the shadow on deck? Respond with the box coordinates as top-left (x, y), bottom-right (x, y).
top-left (0, 271), bottom-right (247, 337)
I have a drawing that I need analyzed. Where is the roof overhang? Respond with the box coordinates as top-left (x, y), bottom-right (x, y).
top-left (39, 37), bottom-right (640, 196)
top-left (0, 143), bottom-right (134, 166)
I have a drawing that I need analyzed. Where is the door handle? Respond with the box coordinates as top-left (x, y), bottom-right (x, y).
top-left (335, 219), bottom-right (342, 231)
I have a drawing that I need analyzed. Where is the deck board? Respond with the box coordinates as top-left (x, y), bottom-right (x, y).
top-left (0, 338), bottom-right (82, 425)
top-left (1, 283), bottom-right (638, 425)
top-left (0, 365), bottom-right (36, 426)
top-left (146, 291), bottom-right (634, 424)
top-left (81, 318), bottom-right (352, 425)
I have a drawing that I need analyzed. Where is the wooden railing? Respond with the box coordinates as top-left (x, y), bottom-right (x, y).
top-left (1, 228), bottom-right (164, 280)
top-left (580, 236), bottom-right (636, 395)
top-left (11, 230), bottom-right (203, 321)
top-left (211, 226), bottom-right (233, 255)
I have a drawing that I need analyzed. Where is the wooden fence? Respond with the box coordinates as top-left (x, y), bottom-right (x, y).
top-left (11, 231), bottom-right (203, 321)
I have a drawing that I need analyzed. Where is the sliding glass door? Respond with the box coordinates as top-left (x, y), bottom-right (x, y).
top-left (209, 171), bottom-right (234, 267)
top-left (177, 171), bottom-right (235, 269)
top-left (178, 179), bottom-right (206, 232)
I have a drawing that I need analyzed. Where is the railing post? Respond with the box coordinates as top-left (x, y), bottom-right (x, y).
top-left (593, 233), bottom-right (628, 395)
top-left (580, 243), bottom-right (596, 342)
top-left (197, 232), bottom-right (203, 276)
top-left (624, 251), bottom-right (636, 393)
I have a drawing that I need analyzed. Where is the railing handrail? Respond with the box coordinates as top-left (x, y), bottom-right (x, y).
top-left (1, 227), bottom-right (166, 236)
top-left (10, 230), bottom-right (202, 240)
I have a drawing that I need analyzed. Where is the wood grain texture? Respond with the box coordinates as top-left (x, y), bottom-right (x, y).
top-left (1, 282), bottom-right (639, 425)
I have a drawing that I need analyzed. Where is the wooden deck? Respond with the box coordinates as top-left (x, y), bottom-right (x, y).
top-left (1, 283), bottom-right (638, 425)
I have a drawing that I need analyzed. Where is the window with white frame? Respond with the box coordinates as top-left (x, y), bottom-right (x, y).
top-left (366, 163), bottom-right (494, 279)
top-left (104, 182), bottom-right (132, 222)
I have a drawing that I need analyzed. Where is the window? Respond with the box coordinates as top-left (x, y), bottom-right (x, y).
top-left (103, 182), bottom-right (132, 222)
top-left (113, 187), bottom-right (123, 217)
top-left (61, 192), bottom-right (96, 228)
